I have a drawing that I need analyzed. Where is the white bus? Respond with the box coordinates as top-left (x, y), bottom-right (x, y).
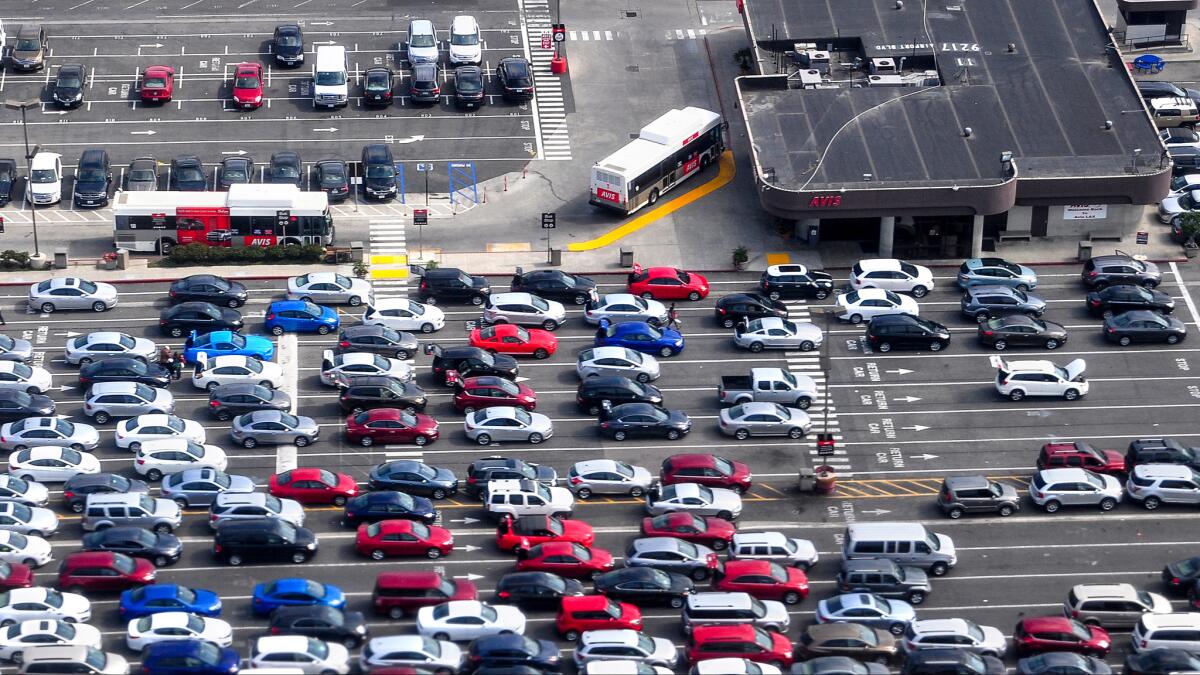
top-left (590, 106), bottom-right (726, 215)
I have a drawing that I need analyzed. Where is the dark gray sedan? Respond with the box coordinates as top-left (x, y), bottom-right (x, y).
top-left (81, 526), bottom-right (181, 567)
top-left (336, 325), bottom-right (419, 360)
top-left (1104, 310), bottom-right (1187, 345)
top-left (230, 410), bottom-right (319, 448)
top-left (961, 285), bottom-right (1046, 322)
top-left (978, 315), bottom-right (1068, 351)
top-left (367, 460), bottom-right (458, 498)
top-left (208, 383), bottom-right (291, 421)
top-left (160, 468), bottom-right (255, 507)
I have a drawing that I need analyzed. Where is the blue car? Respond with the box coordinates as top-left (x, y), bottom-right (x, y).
top-left (252, 577), bottom-right (346, 616)
top-left (957, 257), bottom-right (1039, 290)
top-left (142, 640), bottom-right (239, 675)
top-left (265, 300), bottom-right (339, 335)
top-left (344, 490), bottom-right (437, 525)
top-left (119, 583), bottom-right (222, 620)
top-left (182, 329), bottom-right (275, 363)
top-left (594, 317), bottom-right (684, 357)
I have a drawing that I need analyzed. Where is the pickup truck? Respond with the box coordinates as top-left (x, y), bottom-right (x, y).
top-left (718, 367), bottom-right (819, 410)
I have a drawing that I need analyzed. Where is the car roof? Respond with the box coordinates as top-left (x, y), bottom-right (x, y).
top-left (580, 629), bottom-right (638, 646)
top-left (1021, 615), bottom-right (1072, 631)
top-left (855, 258), bottom-right (903, 271)
top-left (664, 483), bottom-right (702, 498)
top-left (945, 475), bottom-right (990, 490)
top-left (1038, 468), bottom-right (1091, 482)
top-left (912, 618), bottom-right (972, 634)
top-left (631, 537), bottom-right (684, 553)
top-left (1132, 463), bottom-right (1195, 479)
top-left (847, 288), bottom-right (894, 300)
top-left (665, 454), bottom-right (715, 468)
top-left (731, 401), bottom-right (785, 415)
top-left (590, 346), bottom-right (638, 359)
top-left (376, 571), bottom-right (445, 588)
top-left (807, 622), bottom-right (872, 639)
top-left (967, 284), bottom-right (1020, 296)
top-left (409, 19), bottom-right (435, 32)
top-left (766, 263), bottom-right (810, 275)
top-left (254, 635), bottom-right (312, 652)
top-left (451, 14), bottom-right (478, 31)
top-left (573, 459), bottom-right (620, 474)
top-left (1140, 613), bottom-right (1200, 629)
top-left (88, 381), bottom-right (148, 394)
top-left (29, 153), bottom-right (60, 170)
top-left (733, 531), bottom-right (788, 545)
top-left (489, 292), bottom-right (537, 304)
top-left (215, 492), bottom-right (269, 506)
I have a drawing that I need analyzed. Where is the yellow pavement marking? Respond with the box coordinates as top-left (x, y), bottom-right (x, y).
top-left (879, 480), bottom-right (923, 496)
top-left (369, 268), bottom-right (410, 280)
top-left (487, 242), bottom-right (533, 253)
top-left (370, 254), bottom-right (407, 266)
top-left (766, 253), bottom-right (790, 266)
top-left (757, 483), bottom-right (786, 496)
top-left (567, 151), bottom-right (737, 252)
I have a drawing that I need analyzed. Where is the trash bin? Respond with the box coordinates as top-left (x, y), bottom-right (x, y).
top-left (53, 248), bottom-right (67, 270)
top-left (814, 465), bottom-right (838, 495)
top-left (1078, 240), bottom-right (1093, 263)
top-left (548, 248), bottom-right (562, 266)
top-left (350, 241), bottom-right (365, 264)
top-left (115, 248), bottom-right (129, 271)
top-left (619, 248), bottom-right (634, 268)
top-left (797, 467), bottom-right (815, 492)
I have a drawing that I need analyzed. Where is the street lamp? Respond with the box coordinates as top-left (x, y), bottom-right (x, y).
top-left (4, 98), bottom-right (41, 257)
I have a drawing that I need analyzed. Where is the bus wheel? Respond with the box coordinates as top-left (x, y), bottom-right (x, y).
top-left (158, 239), bottom-right (175, 255)
top-left (648, 188), bottom-right (660, 205)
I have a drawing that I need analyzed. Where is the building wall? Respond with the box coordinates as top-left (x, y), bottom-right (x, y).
top-left (1041, 203), bottom-right (1139, 238)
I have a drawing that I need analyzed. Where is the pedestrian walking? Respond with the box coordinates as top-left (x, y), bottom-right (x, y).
top-left (170, 352), bottom-right (184, 381)
top-left (158, 346), bottom-right (173, 368)
top-left (666, 303), bottom-right (680, 330)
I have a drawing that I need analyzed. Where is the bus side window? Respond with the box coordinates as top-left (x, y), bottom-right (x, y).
top-left (178, 218), bottom-right (204, 231)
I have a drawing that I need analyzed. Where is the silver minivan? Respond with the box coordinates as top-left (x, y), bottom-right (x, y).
top-left (681, 592), bottom-right (789, 634)
top-left (843, 522), bottom-right (957, 576)
top-left (83, 382), bottom-right (174, 424)
top-left (81, 493), bottom-right (181, 534)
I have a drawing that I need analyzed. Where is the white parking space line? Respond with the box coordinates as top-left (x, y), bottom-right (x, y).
top-left (1172, 261), bottom-right (1200, 331)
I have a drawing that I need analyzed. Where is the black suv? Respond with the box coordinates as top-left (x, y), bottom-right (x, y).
top-left (759, 264), bottom-right (834, 300)
top-left (576, 376), bottom-right (662, 415)
top-left (495, 571), bottom-right (584, 606)
top-left (361, 144), bottom-right (397, 200)
top-left (338, 375), bottom-right (427, 414)
top-left (73, 149), bottom-right (111, 208)
top-left (495, 57), bottom-right (535, 101)
top-left (903, 649), bottom-right (1005, 675)
top-left (169, 275), bottom-right (248, 308)
top-left (52, 64), bottom-right (85, 108)
top-left (272, 24), bottom-right (305, 66)
top-left (419, 268), bottom-right (491, 305)
top-left (510, 268), bottom-right (597, 305)
top-left (1086, 284), bottom-right (1175, 317)
top-left (158, 302), bottom-right (243, 337)
top-left (336, 325), bottom-right (418, 359)
top-left (1125, 437), bottom-right (1200, 472)
top-left (268, 606), bottom-right (368, 648)
top-left (1082, 253), bottom-right (1162, 290)
top-left (169, 155), bottom-right (207, 191)
top-left (0, 159), bottom-right (16, 205)
top-left (453, 65), bottom-right (485, 108)
top-left (62, 473), bottom-right (149, 514)
top-left (714, 293), bottom-right (787, 329)
top-left (208, 383), bottom-right (291, 420)
top-left (836, 558), bottom-right (931, 604)
top-left (865, 314), bottom-right (950, 353)
top-left (465, 456), bottom-right (557, 499)
top-left (467, 633), bottom-right (561, 672)
top-left (314, 159), bottom-right (350, 202)
top-left (428, 345), bottom-right (518, 383)
top-left (409, 62), bottom-right (441, 103)
top-left (938, 476), bottom-right (1020, 518)
top-left (212, 519), bottom-right (317, 566)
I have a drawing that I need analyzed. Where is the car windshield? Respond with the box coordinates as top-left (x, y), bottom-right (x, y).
top-left (11, 364), bottom-right (31, 380)
top-left (406, 300), bottom-right (427, 316)
top-left (0, 335), bottom-right (19, 351)
top-left (315, 468), bottom-right (337, 486)
top-left (60, 448), bottom-right (81, 466)
top-left (176, 167), bottom-right (203, 182)
top-left (5, 477), bottom-right (26, 493)
top-left (695, 485), bottom-right (714, 503)
top-left (410, 32), bottom-right (436, 47)
top-left (410, 521), bottom-right (430, 539)
top-left (884, 290), bottom-right (903, 305)
top-left (1066, 619), bottom-right (1092, 640)
top-left (512, 409), bottom-right (532, 426)
top-left (132, 382), bottom-right (154, 400)
top-left (161, 417), bottom-right (183, 432)
top-left (673, 539), bottom-right (698, 558)
top-left (55, 420), bottom-right (75, 436)
top-left (196, 642), bottom-right (220, 663)
top-left (315, 71), bottom-right (346, 86)
top-left (84, 648), bottom-right (107, 670)
top-left (622, 349), bottom-right (642, 364)
top-left (393, 492), bottom-right (415, 509)
top-left (1083, 471), bottom-right (1105, 489)
top-left (414, 463), bottom-right (437, 480)
top-left (15, 39), bottom-right (40, 51)
top-left (319, 165), bottom-right (345, 185)
top-left (366, 165), bottom-right (394, 179)
top-left (30, 169), bottom-right (56, 184)
top-left (127, 528), bottom-right (156, 547)
top-left (111, 554), bottom-right (135, 574)
top-left (924, 533), bottom-right (941, 551)
top-left (457, 71), bottom-right (483, 92)
top-left (272, 162), bottom-right (299, 178)
top-left (754, 628), bottom-right (774, 651)
top-left (223, 164), bottom-right (248, 181)
top-left (451, 30), bottom-right (479, 45)
top-left (7, 534), bottom-right (26, 549)
top-left (477, 351), bottom-right (497, 367)
top-left (235, 74), bottom-right (259, 88)
top-left (301, 302), bottom-right (322, 316)
top-left (138, 495), bottom-right (157, 513)
top-left (613, 461), bottom-right (635, 478)
top-left (422, 636), bottom-right (441, 655)
top-left (899, 262), bottom-right (920, 277)
top-left (712, 457), bottom-right (733, 475)
top-left (965, 622), bottom-right (985, 641)
top-left (130, 169), bottom-right (156, 181)
top-left (276, 34), bottom-right (301, 47)
top-left (366, 73), bottom-right (390, 90)
top-left (57, 74), bottom-right (82, 88)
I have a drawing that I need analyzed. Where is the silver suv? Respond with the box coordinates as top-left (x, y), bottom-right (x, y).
top-left (483, 292), bottom-right (566, 331)
top-left (1065, 583), bottom-right (1172, 628)
top-left (83, 382), bottom-right (174, 424)
top-left (625, 537), bottom-right (718, 581)
top-left (81, 493), bottom-right (181, 534)
top-left (1127, 463), bottom-right (1200, 509)
top-left (682, 591), bottom-right (789, 634)
top-left (566, 459), bottom-right (654, 499)
top-left (209, 492), bottom-right (306, 530)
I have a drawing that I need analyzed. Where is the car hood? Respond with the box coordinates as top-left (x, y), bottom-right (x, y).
top-left (29, 181), bottom-right (58, 195)
top-left (1063, 359), bottom-right (1087, 382)
top-left (60, 591), bottom-right (90, 616)
top-left (154, 532), bottom-right (183, 555)
top-left (243, 335), bottom-right (275, 353)
top-left (226, 475), bottom-right (257, 492)
top-left (533, 464), bottom-right (558, 484)
top-left (979, 625), bottom-right (1007, 653)
top-left (996, 484), bottom-right (1020, 503)
top-left (433, 467), bottom-right (457, 485)
top-left (275, 42), bottom-right (303, 57)
top-left (710, 489), bottom-right (741, 510)
top-left (5, 339), bottom-right (33, 359)
top-left (665, 410), bottom-right (691, 428)
top-left (450, 43), bottom-right (481, 59)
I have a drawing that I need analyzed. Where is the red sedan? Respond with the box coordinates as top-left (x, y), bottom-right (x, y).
top-left (345, 408), bottom-right (439, 447)
top-left (715, 559), bottom-right (809, 604)
top-left (516, 541), bottom-right (615, 579)
top-left (231, 62), bottom-right (264, 110)
top-left (661, 454), bottom-right (753, 492)
top-left (0, 562), bottom-right (32, 590)
top-left (269, 468), bottom-right (359, 506)
top-left (1014, 616), bottom-right (1111, 657)
top-left (450, 373), bottom-right (537, 413)
top-left (556, 595), bottom-right (641, 641)
top-left (469, 324), bottom-right (557, 359)
top-left (59, 551), bottom-right (155, 593)
top-left (495, 515), bottom-right (594, 552)
top-left (139, 65), bottom-right (175, 103)
top-left (356, 520), bottom-right (454, 560)
top-left (641, 512), bottom-right (736, 550)
top-left (627, 264), bottom-right (710, 301)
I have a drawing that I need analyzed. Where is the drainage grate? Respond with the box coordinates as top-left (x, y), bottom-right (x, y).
top-left (624, 10), bottom-right (638, 17)
top-left (626, 65), bottom-right (640, 72)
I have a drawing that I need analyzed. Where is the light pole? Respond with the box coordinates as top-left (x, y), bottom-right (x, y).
top-left (4, 99), bottom-right (41, 257)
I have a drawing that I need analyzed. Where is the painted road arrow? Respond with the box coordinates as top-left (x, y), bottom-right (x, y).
top-left (860, 508), bottom-right (892, 516)
top-left (221, 150), bottom-right (248, 156)
top-left (910, 453), bottom-right (938, 460)
top-left (900, 424), bottom-right (930, 432)
top-left (885, 368), bottom-right (913, 375)
top-left (308, 21), bottom-right (334, 25)
top-left (392, 135), bottom-right (426, 144)
top-left (450, 516), bottom-right (479, 524)
top-left (455, 544), bottom-right (481, 552)
top-left (58, 385), bottom-right (75, 392)
top-left (130, 130), bottom-right (157, 136)
top-left (139, 43), bottom-right (163, 48)
top-left (54, 331), bottom-right (80, 338)
top-left (310, 40), bottom-right (336, 45)
top-left (454, 573), bottom-right (484, 581)
top-left (312, 127), bottom-right (339, 133)
top-left (41, 110), bottom-right (68, 116)
top-left (893, 396), bottom-right (921, 403)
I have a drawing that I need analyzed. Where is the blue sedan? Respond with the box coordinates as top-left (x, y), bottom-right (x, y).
top-left (265, 300), bottom-right (340, 335)
top-left (957, 257), bottom-right (1038, 290)
top-left (119, 583), bottom-right (223, 620)
top-left (182, 330), bottom-right (275, 363)
top-left (142, 640), bottom-right (239, 675)
top-left (594, 318), bottom-right (684, 357)
top-left (251, 577), bottom-right (346, 616)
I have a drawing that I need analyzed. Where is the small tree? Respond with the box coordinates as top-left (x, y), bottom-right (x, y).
top-left (1180, 213), bottom-right (1200, 246)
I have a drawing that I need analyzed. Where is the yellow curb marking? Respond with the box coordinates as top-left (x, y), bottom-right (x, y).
top-left (766, 253), bottom-right (790, 266)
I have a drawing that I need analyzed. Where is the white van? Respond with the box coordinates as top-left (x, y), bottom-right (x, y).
top-left (313, 45), bottom-right (348, 108)
top-left (842, 522), bottom-right (957, 576)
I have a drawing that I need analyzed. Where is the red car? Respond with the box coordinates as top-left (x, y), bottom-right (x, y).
top-left (371, 571), bottom-right (476, 618)
top-left (345, 408), bottom-right (439, 447)
top-left (469, 324), bottom-right (557, 359)
top-left (0, 562), bottom-right (32, 590)
top-left (1014, 615), bottom-right (1111, 656)
top-left (231, 62), bottom-right (264, 109)
top-left (556, 595), bottom-right (642, 641)
top-left (688, 624), bottom-right (795, 669)
top-left (641, 512), bottom-right (736, 550)
top-left (661, 454), bottom-right (753, 493)
top-left (1037, 441), bottom-right (1125, 475)
top-left (495, 515), bottom-right (594, 552)
top-left (269, 468), bottom-right (359, 506)
top-left (58, 551), bottom-right (155, 593)
top-left (355, 520), bottom-right (454, 560)
top-left (450, 372), bottom-right (537, 413)
top-left (516, 541), bottom-right (614, 579)
top-left (139, 65), bottom-right (175, 103)
top-left (715, 559), bottom-right (809, 604)
top-left (627, 264), bottom-right (710, 301)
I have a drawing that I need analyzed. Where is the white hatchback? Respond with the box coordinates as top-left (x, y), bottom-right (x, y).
top-left (835, 289), bottom-right (919, 324)
top-left (363, 298), bottom-right (445, 333)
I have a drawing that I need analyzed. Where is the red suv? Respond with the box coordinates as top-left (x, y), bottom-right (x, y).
top-left (495, 515), bottom-right (594, 552)
top-left (715, 559), bottom-right (809, 604)
top-left (345, 408), bottom-right (440, 447)
top-left (688, 624), bottom-right (795, 669)
top-left (59, 551), bottom-right (155, 593)
top-left (516, 541), bottom-right (615, 579)
top-left (661, 454), bottom-right (752, 492)
top-left (556, 595), bottom-right (642, 641)
top-left (449, 372), bottom-right (537, 413)
top-left (355, 520), bottom-right (453, 560)
top-left (1037, 442), bottom-right (1125, 475)
top-left (1014, 616), bottom-right (1111, 656)
top-left (371, 571), bottom-right (477, 619)
top-left (641, 512), bottom-right (736, 550)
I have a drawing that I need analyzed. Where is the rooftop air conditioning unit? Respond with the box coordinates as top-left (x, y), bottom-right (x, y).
top-left (867, 74), bottom-right (906, 86)
top-left (797, 69), bottom-right (823, 87)
top-left (871, 57), bottom-right (897, 74)
top-left (801, 50), bottom-right (831, 72)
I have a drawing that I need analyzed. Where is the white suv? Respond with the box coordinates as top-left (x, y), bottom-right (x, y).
top-left (448, 15), bottom-right (481, 65)
top-left (1030, 468), bottom-right (1122, 513)
top-left (991, 356), bottom-right (1088, 401)
top-left (485, 478), bottom-right (574, 519)
top-left (483, 292), bottom-right (567, 331)
top-left (1127, 464), bottom-right (1200, 509)
top-left (27, 152), bottom-right (62, 205)
top-left (729, 532), bottom-right (819, 570)
top-left (902, 618), bottom-right (1007, 657)
top-left (850, 258), bottom-right (935, 297)
top-left (1131, 613), bottom-right (1200, 654)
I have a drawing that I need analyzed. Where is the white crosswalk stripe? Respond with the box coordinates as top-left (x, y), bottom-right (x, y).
top-left (367, 219), bottom-right (410, 298)
top-left (519, 0), bottom-right (573, 161)
top-left (777, 299), bottom-right (849, 471)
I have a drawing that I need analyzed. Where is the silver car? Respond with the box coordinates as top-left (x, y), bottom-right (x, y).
top-left (1127, 463), bottom-right (1200, 509)
top-left (646, 483), bottom-right (743, 520)
top-left (83, 382), bottom-right (174, 424)
top-left (733, 317), bottom-right (823, 352)
top-left (64, 332), bottom-right (157, 366)
top-left (0, 418), bottom-right (99, 452)
top-left (0, 475), bottom-right (49, 507)
top-left (0, 502), bottom-right (58, 537)
top-left (230, 410), bottom-right (320, 448)
top-left (160, 468), bottom-right (255, 508)
top-left (0, 363), bottom-right (51, 395)
top-left (287, 272), bottom-right (374, 307)
top-left (577, 347), bottom-right (660, 383)
top-left (815, 593), bottom-right (916, 635)
top-left (1029, 468), bottom-right (1123, 512)
top-left (567, 459), bottom-right (654, 499)
top-left (584, 293), bottom-right (669, 326)
top-left (0, 335), bottom-right (33, 362)
top-left (464, 407), bottom-right (553, 445)
top-left (483, 292), bottom-right (567, 331)
top-left (28, 277), bottom-right (118, 313)
top-left (208, 492), bottom-right (305, 530)
top-left (626, 537), bottom-right (717, 581)
top-left (719, 402), bottom-right (812, 440)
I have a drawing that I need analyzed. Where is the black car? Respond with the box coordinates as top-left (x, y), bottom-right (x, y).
top-left (576, 376), bottom-right (663, 415)
top-left (1087, 284), bottom-right (1175, 317)
top-left (420, 268), bottom-right (492, 305)
top-left (865, 314), bottom-right (951, 353)
top-left (510, 269), bottom-right (597, 305)
top-left (73, 148), bottom-right (111, 208)
top-left (495, 571), bottom-right (585, 606)
top-left (218, 156), bottom-right (254, 189)
top-left (337, 325), bottom-right (419, 359)
top-left (268, 151), bottom-right (302, 186)
top-left (978, 314), bottom-right (1068, 351)
top-left (467, 634), bottom-right (561, 673)
top-left (367, 460), bottom-right (457, 497)
top-left (903, 649), bottom-right (1005, 675)
top-left (714, 293), bottom-right (787, 329)
top-left (169, 155), bottom-right (208, 191)
top-left (362, 67), bottom-right (393, 105)
top-left (409, 62), bottom-right (441, 103)
top-left (465, 457), bottom-right (557, 500)
top-left (759, 264), bottom-right (834, 300)
top-left (268, 605), bottom-right (368, 648)
top-left (52, 63), bottom-right (85, 108)
top-left (599, 402), bottom-right (691, 441)
top-left (338, 375), bottom-right (427, 414)
top-left (126, 157), bottom-right (159, 192)
top-left (428, 345), bottom-right (517, 383)
top-left (0, 390), bottom-right (54, 420)
top-left (796, 657), bottom-right (890, 675)
top-left (0, 159), bottom-right (16, 205)
top-left (1137, 79), bottom-right (1200, 104)
top-left (272, 24), bottom-right (305, 66)
top-left (361, 144), bottom-right (397, 200)
top-left (62, 473), bottom-right (149, 514)
top-left (212, 519), bottom-right (317, 566)
top-left (1015, 652), bottom-right (1110, 675)
top-left (82, 526), bottom-right (181, 567)
top-left (159, 302), bottom-right (243, 338)
top-left (169, 275), bottom-right (248, 308)
top-left (453, 65), bottom-right (485, 108)
top-left (208, 383), bottom-right (291, 421)
top-left (593, 567), bottom-right (693, 607)
top-left (475, 665), bottom-right (550, 675)
top-left (1164, 556), bottom-right (1200, 593)
top-left (1104, 310), bottom-right (1187, 345)
top-left (1124, 648), bottom-right (1200, 675)
top-left (1082, 253), bottom-right (1162, 289)
top-left (314, 159), bottom-right (350, 202)
top-left (79, 358), bottom-right (171, 388)
top-left (343, 491), bottom-right (435, 526)
top-left (495, 57), bottom-right (535, 101)
top-left (1126, 437), bottom-right (1200, 472)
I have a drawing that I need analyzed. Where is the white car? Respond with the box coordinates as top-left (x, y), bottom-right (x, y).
top-left (416, 600), bottom-right (526, 642)
top-left (209, 492), bottom-right (305, 530)
top-left (1159, 188), bottom-right (1200, 224)
top-left (577, 346), bottom-right (661, 383)
top-left (0, 531), bottom-right (52, 567)
top-left (1030, 468), bottom-right (1123, 513)
top-left (835, 289), bottom-right (919, 324)
top-left (733, 317), bottom-right (823, 352)
top-left (0, 476), bottom-right (49, 507)
top-left (191, 354), bottom-right (284, 392)
top-left (361, 635), bottom-right (462, 673)
top-left (27, 152), bottom-right (62, 205)
top-left (319, 351), bottom-right (412, 387)
top-left (448, 15), bottom-right (481, 64)
top-left (406, 19), bottom-right (440, 64)
top-left (249, 635), bottom-right (350, 675)
top-left (991, 356), bottom-right (1089, 401)
top-left (7, 447), bottom-right (99, 483)
top-left (135, 439), bottom-right (228, 481)
top-left (0, 363), bottom-right (51, 396)
top-left (582, 661), bottom-right (674, 675)
top-left (64, 332), bottom-right (157, 366)
top-left (573, 629), bottom-right (678, 669)
top-left (729, 532), bottom-right (819, 570)
top-left (0, 502), bottom-right (57, 537)
top-left (0, 588), bottom-right (91, 625)
top-left (902, 618), bottom-right (1007, 657)
top-left (0, 418), bottom-right (100, 452)
top-left (125, 612), bottom-right (233, 651)
top-left (115, 415), bottom-right (206, 451)
top-left (28, 277), bottom-right (118, 313)
top-left (484, 292), bottom-right (567, 331)
top-left (584, 293), bottom-right (669, 327)
top-left (850, 258), bottom-right (936, 297)
top-left (1169, 173), bottom-right (1200, 197)
top-left (0, 619), bottom-right (101, 661)
top-left (363, 298), bottom-right (445, 333)
top-left (287, 272), bottom-right (374, 307)
top-left (690, 659), bottom-right (780, 675)
top-left (645, 483), bottom-right (743, 520)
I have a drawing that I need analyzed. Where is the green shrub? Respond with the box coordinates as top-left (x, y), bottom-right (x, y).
top-left (166, 244), bottom-right (325, 266)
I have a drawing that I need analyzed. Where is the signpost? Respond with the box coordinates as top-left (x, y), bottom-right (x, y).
top-left (413, 208), bottom-right (428, 264)
top-left (541, 212), bottom-right (556, 263)
top-left (1136, 230), bottom-right (1149, 245)
top-left (540, 33), bottom-right (552, 50)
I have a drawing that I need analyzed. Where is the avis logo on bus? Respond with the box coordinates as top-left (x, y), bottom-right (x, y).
top-left (596, 188), bottom-right (620, 203)
top-left (808, 195), bottom-right (842, 208)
